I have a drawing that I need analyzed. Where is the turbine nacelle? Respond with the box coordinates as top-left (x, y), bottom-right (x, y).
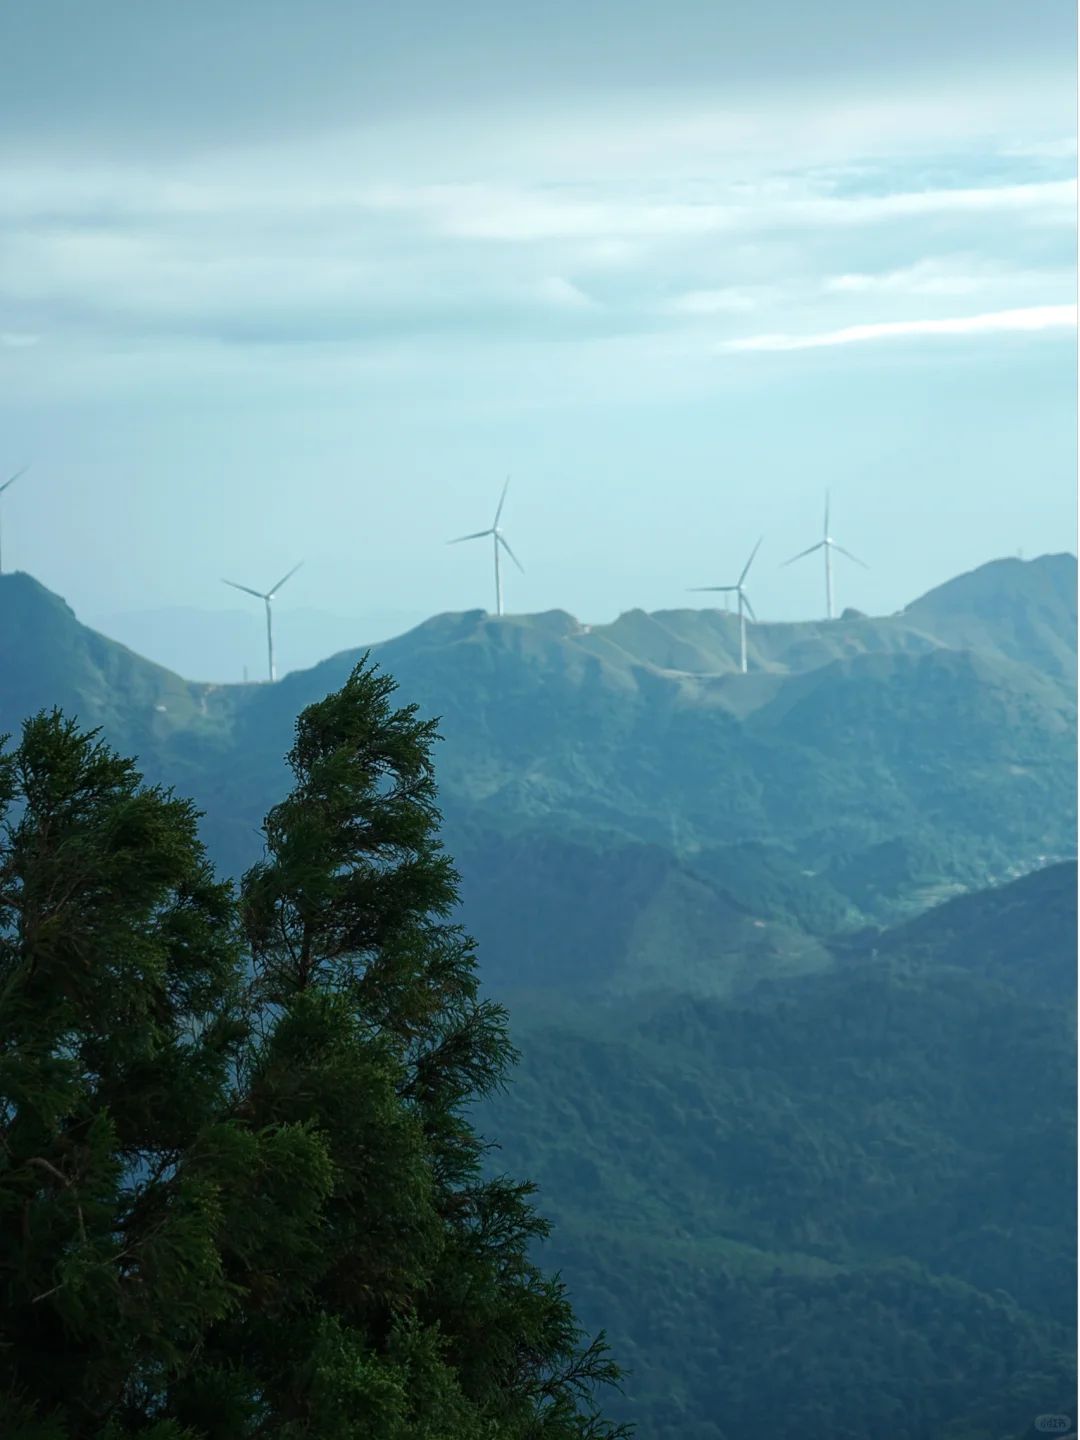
top-left (782, 491), bottom-right (867, 619)
top-left (688, 537), bottom-right (763, 673)
top-left (447, 477), bottom-right (523, 616)
top-left (222, 561), bottom-right (304, 605)
top-left (222, 561), bottom-right (303, 682)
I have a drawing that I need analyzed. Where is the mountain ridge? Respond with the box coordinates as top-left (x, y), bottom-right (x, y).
top-left (0, 554), bottom-right (1074, 964)
top-left (9, 551), bottom-right (1075, 694)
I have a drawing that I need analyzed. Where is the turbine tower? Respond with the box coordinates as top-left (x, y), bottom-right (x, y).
top-left (447, 477), bottom-right (523, 617)
top-left (0, 466), bottom-right (29, 575)
top-left (222, 561), bottom-right (303, 683)
top-left (783, 491), bottom-right (867, 620)
top-left (689, 537), bottom-right (763, 674)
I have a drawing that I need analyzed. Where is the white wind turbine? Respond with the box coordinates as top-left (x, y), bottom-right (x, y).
top-left (689, 537), bottom-right (763, 674)
top-left (0, 466), bottom-right (29, 575)
top-left (222, 561), bottom-right (303, 683)
top-left (783, 491), bottom-right (867, 620)
top-left (447, 477), bottom-right (523, 617)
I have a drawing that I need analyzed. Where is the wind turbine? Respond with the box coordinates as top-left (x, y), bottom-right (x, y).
top-left (0, 466), bottom-right (29, 575)
top-left (447, 477), bottom-right (523, 617)
top-left (221, 561), bottom-right (303, 683)
top-left (783, 491), bottom-right (867, 620)
top-left (689, 537), bottom-right (762, 674)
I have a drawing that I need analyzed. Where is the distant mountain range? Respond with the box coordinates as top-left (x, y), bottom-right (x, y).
top-left (26, 561), bottom-right (1073, 993)
top-left (1, 553), bottom-right (1075, 1439)
top-left (0, 553), bottom-right (1075, 994)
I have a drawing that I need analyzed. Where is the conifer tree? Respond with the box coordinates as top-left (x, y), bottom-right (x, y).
top-left (0, 710), bottom-right (255, 1435)
top-left (0, 670), bottom-right (630, 1438)
top-left (184, 660), bottom-right (630, 1437)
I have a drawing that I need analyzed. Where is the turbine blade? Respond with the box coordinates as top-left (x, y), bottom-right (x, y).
top-left (447, 529), bottom-right (493, 544)
top-left (222, 579), bottom-right (266, 600)
top-left (493, 475), bottom-right (511, 527)
top-left (739, 535), bottom-right (764, 586)
top-left (782, 541), bottom-right (824, 566)
top-left (0, 465), bottom-right (29, 496)
top-left (498, 533), bottom-right (524, 572)
top-left (742, 591), bottom-right (758, 623)
top-left (832, 543), bottom-right (868, 569)
top-left (268, 561), bottom-right (303, 597)
top-left (688, 585), bottom-right (737, 593)
top-left (824, 489), bottom-right (830, 538)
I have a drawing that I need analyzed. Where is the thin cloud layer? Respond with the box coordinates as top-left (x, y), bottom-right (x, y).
top-left (0, 103), bottom-right (1074, 376)
top-left (723, 303), bottom-right (1078, 352)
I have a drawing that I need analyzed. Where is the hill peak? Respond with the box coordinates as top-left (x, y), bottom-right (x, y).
top-left (903, 552), bottom-right (1077, 680)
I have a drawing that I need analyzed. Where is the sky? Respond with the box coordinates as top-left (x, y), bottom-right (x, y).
top-left (0, 0), bottom-right (1076, 652)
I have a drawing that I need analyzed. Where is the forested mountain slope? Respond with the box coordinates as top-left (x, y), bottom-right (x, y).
top-left (0, 555), bottom-right (1074, 962)
top-left (479, 862), bottom-right (1078, 1440)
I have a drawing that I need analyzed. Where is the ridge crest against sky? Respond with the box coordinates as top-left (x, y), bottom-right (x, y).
top-left (0, 1), bottom-right (1075, 626)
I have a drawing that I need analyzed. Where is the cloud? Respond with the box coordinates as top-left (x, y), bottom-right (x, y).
top-left (0, 94), bottom-right (1074, 370)
top-left (369, 177), bottom-right (1075, 246)
top-left (671, 288), bottom-right (768, 314)
top-left (821, 258), bottom-right (1076, 298)
top-left (537, 277), bottom-right (596, 308)
top-left (824, 258), bottom-right (986, 296)
top-left (0, 0), bottom-right (1073, 157)
top-left (722, 304), bottom-right (1078, 352)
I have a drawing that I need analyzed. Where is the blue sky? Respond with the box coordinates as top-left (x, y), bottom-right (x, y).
top-left (0, 0), bottom-right (1075, 643)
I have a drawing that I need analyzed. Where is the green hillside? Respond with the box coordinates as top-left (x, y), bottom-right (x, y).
top-left (479, 862), bottom-right (1078, 1439)
top-left (0, 571), bottom-right (232, 755)
top-left (0, 556), bottom-right (1074, 995)
top-left (903, 553), bottom-right (1078, 683)
top-left (451, 829), bottom-right (843, 1000)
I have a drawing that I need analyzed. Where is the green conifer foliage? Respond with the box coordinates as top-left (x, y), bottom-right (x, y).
top-left (0, 710), bottom-right (250, 1434)
top-left (0, 670), bottom-right (629, 1438)
top-left (194, 661), bottom-right (629, 1437)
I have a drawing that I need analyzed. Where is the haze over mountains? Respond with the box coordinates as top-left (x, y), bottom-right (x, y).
top-left (0, 546), bottom-right (1075, 1438)
top-left (1, 552), bottom-right (1074, 994)
top-left (89, 551), bottom-right (1077, 690)
top-left (5, 554), bottom-right (1072, 995)
top-left (89, 604), bottom-right (429, 684)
